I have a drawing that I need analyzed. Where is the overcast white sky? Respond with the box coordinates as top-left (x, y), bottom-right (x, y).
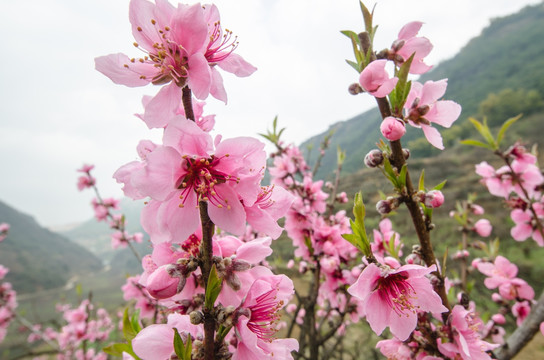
top-left (0, 0), bottom-right (541, 227)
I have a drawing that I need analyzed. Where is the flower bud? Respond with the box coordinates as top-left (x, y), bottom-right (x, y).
top-left (471, 204), bottom-right (485, 215)
top-left (380, 117), bottom-right (406, 141)
top-left (424, 190), bottom-right (444, 208)
top-left (402, 148), bottom-right (410, 160)
top-left (146, 265), bottom-right (181, 299)
top-left (492, 313), bottom-right (506, 325)
top-left (473, 219), bottom-right (492, 237)
top-left (376, 199), bottom-right (394, 215)
top-left (364, 149), bottom-right (384, 168)
top-left (190, 310), bottom-right (204, 325)
top-left (348, 83), bottom-right (364, 95)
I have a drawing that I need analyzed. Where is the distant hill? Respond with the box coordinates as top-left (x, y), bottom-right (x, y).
top-left (60, 198), bottom-right (151, 274)
top-left (302, 2), bottom-right (544, 179)
top-left (0, 200), bottom-right (103, 293)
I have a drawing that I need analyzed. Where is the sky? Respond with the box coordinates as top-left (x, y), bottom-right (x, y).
top-left (0, 0), bottom-right (541, 228)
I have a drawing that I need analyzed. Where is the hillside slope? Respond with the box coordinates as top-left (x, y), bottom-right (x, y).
top-left (0, 200), bottom-right (103, 293)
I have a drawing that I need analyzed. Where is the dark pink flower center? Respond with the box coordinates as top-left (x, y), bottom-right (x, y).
top-left (177, 155), bottom-right (238, 208)
top-left (377, 273), bottom-right (417, 316)
top-left (245, 288), bottom-right (283, 340)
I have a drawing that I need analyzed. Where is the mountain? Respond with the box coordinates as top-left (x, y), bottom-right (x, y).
top-left (302, 2), bottom-right (544, 179)
top-left (60, 198), bottom-right (151, 273)
top-left (0, 200), bottom-right (103, 294)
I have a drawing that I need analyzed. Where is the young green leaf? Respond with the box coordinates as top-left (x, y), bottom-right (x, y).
top-left (123, 308), bottom-right (138, 342)
top-left (205, 264), bottom-right (222, 310)
top-left (497, 114), bottom-right (522, 146)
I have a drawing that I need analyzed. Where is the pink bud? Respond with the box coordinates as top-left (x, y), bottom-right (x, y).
top-left (471, 204), bottom-right (485, 215)
top-left (492, 293), bottom-right (503, 302)
top-left (146, 265), bottom-right (180, 299)
top-left (474, 219), bottom-right (492, 237)
top-left (380, 117), bottom-right (406, 141)
top-left (359, 60), bottom-right (398, 98)
top-left (425, 190), bottom-right (444, 208)
top-left (286, 259), bottom-right (295, 269)
top-left (492, 314), bottom-right (506, 325)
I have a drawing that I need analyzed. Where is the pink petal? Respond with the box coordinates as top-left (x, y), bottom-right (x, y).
top-left (511, 223), bottom-right (532, 241)
top-left (420, 79), bottom-right (448, 105)
top-left (129, 0), bottom-right (162, 51)
top-left (511, 209), bottom-right (531, 224)
top-left (171, 3), bottom-right (208, 55)
top-left (398, 21), bottom-right (423, 40)
top-left (399, 37), bottom-right (433, 59)
top-left (218, 53), bottom-right (258, 77)
top-left (132, 324), bottom-right (174, 360)
top-left (425, 100), bottom-right (462, 128)
top-left (141, 200), bottom-right (171, 244)
top-left (160, 191), bottom-right (200, 243)
top-left (404, 81), bottom-right (423, 110)
top-left (246, 206), bottom-right (283, 239)
top-left (95, 53), bottom-right (155, 87)
top-left (421, 124), bottom-right (444, 150)
top-left (132, 146), bottom-right (182, 201)
top-left (143, 82), bottom-right (182, 128)
top-left (364, 291), bottom-right (390, 336)
top-left (388, 305), bottom-right (417, 341)
top-left (408, 60), bottom-right (433, 75)
top-left (208, 185), bottom-right (246, 235)
top-left (162, 117), bottom-right (214, 157)
top-left (348, 263), bottom-right (380, 300)
top-left (188, 52), bottom-right (212, 100)
top-left (210, 67), bottom-right (227, 103)
top-left (373, 77), bottom-right (398, 98)
top-left (236, 237), bottom-right (273, 265)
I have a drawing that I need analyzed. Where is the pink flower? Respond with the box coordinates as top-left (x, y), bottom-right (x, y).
top-left (359, 60), bottom-right (398, 98)
top-left (0, 223), bottom-right (9, 242)
top-left (121, 118), bottom-right (265, 242)
top-left (244, 185), bottom-right (294, 239)
top-left (232, 275), bottom-right (298, 360)
top-left (348, 263), bottom-right (448, 341)
top-left (438, 305), bottom-right (499, 360)
top-left (424, 190), bottom-right (444, 208)
top-left (511, 206), bottom-right (544, 246)
top-left (512, 301), bottom-right (531, 326)
top-left (132, 313), bottom-right (202, 360)
top-left (392, 21), bottom-right (433, 74)
top-left (380, 116), bottom-right (406, 141)
top-left (404, 79), bottom-right (461, 149)
top-left (474, 219), bottom-right (492, 237)
top-left (95, 0), bottom-right (256, 126)
top-left (476, 256), bottom-right (535, 301)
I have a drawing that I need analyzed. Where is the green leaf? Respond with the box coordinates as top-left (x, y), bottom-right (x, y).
top-left (337, 146), bottom-right (346, 166)
top-left (433, 180), bottom-right (447, 191)
top-left (131, 309), bottom-right (141, 333)
top-left (123, 308), bottom-right (138, 342)
top-left (389, 54), bottom-right (414, 112)
top-left (382, 157), bottom-right (399, 187)
top-left (345, 59), bottom-right (360, 72)
top-left (340, 30), bottom-right (359, 42)
top-left (103, 343), bottom-right (131, 357)
top-left (468, 117), bottom-right (497, 149)
top-left (205, 264), bottom-right (222, 310)
top-left (460, 139), bottom-right (493, 149)
top-left (497, 114), bottom-right (522, 146)
top-left (173, 328), bottom-right (192, 360)
top-left (418, 170), bottom-right (425, 191)
top-left (304, 235), bottom-right (314, 256)
top-left (359, 1), bottom-right (374, 35)
top-left (398, 165), bottom-right (407, 189)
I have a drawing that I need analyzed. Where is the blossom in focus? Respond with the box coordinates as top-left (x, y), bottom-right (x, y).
top-left (119, 118), bottom-right (266, 242)
top-left (391, 21), bottom-right (433, 74)
top-left (348, 263), bottom-right (448, 341)
top-left (359, 60), bottom-right (398, 98)
top-left (232, 275), bottom-right (298, 359)
top-left (404, 79), bottom-right (461, 149)
top-left (380, 116), bottom-right (406, 141)
top-left (95, 0), bottom-right (256, 126)
top-left (424, 190), bottom-right (444, 208)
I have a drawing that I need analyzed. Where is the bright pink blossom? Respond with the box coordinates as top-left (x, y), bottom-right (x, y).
top-left (511, 206), bottom-right (544, 246)
top-left (348, 263), bottom-right (448, 341)
top-left (404, 79), bottom-right (461, 149)
top-left (380, 116), bottom-right (406, 141)
top-left (95, 0), bottom-right (256, 126)
top-left (476, 256), bottom-right (535, 301)
top-left (359, 60), bottom-right (398, 98)
top-left (512, 301), bottom-right (531, 326)
top-left (424, 190), bottom-right (444, 208)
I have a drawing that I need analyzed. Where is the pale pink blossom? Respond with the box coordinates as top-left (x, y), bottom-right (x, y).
top-left (380, 116), bottom-right (406, 141)
top-left (424, 190), bottom-right (444, 208)
top-left (474, 219), bottom-right (492, 237)
top-left (348, 263), bottom-right (447, 341)
top-left (392, 21), bottom-right (433, 74)
top-left (512, 301), bottom-right (531, 326)
top-left (95, 0), bottom-right (256, 126)
top-left (511, 206), bottom-right (544, 246)
top-left (359, 60), bottom-right (398, 98)
top-left (438, 305), bottom-right (499, 360)
top-left (404, 79), bottom-right (461, 149)
top-left (476, 256), bottom-right (535, 301)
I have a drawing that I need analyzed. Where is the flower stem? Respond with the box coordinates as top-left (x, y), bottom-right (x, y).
top-left (182, 87), bottom-right (216, 360)
top-left (374, 95), bottom-right (451, 313)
